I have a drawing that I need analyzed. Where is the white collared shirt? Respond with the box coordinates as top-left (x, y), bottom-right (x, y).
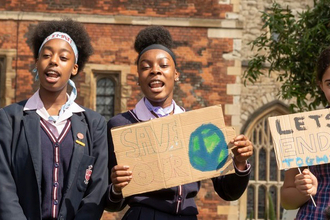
top-left (132, 98), bottom-right (185, 121)
top-left (24, 90), bottom-right (85, 138)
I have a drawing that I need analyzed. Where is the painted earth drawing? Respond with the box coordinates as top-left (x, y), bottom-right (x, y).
top-left (189, 123), bottom-right (229, 171)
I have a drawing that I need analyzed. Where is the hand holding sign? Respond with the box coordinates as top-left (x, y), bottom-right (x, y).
top-left (230, 135), bottom-right (253, 170)
top-left (295, 168), bottom-right (318, 198)
top-left (111, 165), bottom-right (132, 194)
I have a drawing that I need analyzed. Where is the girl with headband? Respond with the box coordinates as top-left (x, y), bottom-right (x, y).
top-left (0, 19), bottom-right (108, 220)
top-left (106, 26), bottom-right (253, 219)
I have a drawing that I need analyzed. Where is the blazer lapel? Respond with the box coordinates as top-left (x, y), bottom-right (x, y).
top-left (23, 111), bottom-right (42, 194)
top-left (66, 113), bottom-right (88, 190)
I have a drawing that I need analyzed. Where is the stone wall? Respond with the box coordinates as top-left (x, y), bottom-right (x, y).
top-left (239, 0), bottom-right (314, 131)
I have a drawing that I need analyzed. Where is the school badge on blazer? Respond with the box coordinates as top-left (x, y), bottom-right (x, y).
top-left (84, 165), bottom-right (93, 184)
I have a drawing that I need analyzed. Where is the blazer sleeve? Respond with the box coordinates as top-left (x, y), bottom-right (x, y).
top-left (212, 161), bottom-right (251, 201)
top-left (0, 108), bottom-right (27, 220)
top-left (74, 114), bottom-right (109, 219)
top-left (105, 117), bottom-right (129, 212)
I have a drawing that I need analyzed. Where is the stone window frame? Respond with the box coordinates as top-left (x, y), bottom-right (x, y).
top-left (81, 63), bottom-right (131, 115)
top-left (0, 49), bottom-right (16, 108)
top-left (239, 101), bottom-right (289, 220)
top-left (95, 76), bottom-right (116, 122)
top-left (0, 57), bottom-right (4, 106)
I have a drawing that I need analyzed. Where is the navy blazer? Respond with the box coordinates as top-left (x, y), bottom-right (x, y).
top-left (0, 101), bottom-right (108, 220)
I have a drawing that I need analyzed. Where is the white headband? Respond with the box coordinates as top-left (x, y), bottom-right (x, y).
top-left (38, 32), bottom-right (78, 64)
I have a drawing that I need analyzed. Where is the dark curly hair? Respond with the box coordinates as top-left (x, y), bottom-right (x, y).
top-left (317, 47), bottom-right (330, 82)
top-left (28, 18), bottom-right (93, 73)
top-left (134, 26), bottom-right (174, 54)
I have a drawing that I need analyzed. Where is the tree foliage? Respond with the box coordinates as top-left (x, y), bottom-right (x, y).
top-left (243, 0), bottom-right (330, 112)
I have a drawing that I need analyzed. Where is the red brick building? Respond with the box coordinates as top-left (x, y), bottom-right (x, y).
top-left (0, 1), bottom-right (244, 219)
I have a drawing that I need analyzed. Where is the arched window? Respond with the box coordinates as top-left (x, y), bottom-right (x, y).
top-left (247, 185), bottom-right (255, 219)
top-left (259, 148), bottom-right (266, 181)
top-left (270, 149), bottom-right (278, 181)
top-left (240, 101), bottom-right (289, 220)
top-left (249, 147), bottom-right (255, 180)
top-left (258, 185), bottom-right (266, 219)
top-left (269, 185), bottom-right (278, 217)
top-left (96, 77), bottom-right (115, 121)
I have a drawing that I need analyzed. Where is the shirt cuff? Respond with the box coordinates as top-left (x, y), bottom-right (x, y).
top-left (108, 183), bottom-right (124, 203)
top-left (233, 160), bottom-right (251, 177)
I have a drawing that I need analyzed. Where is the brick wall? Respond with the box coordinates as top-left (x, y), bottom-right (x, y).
top-left (0, 0), bottom-right (231, 19)
top-left (0, 21), bottom-right (236, 123)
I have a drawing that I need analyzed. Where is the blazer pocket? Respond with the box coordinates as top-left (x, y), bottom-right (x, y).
top-left (77, 154), bottom-right (95, 192)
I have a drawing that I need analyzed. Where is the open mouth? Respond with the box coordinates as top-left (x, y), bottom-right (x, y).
top-left (45, 70), bottom-right (60, 83)
top-left (149, 80), bottom-right (164, 89)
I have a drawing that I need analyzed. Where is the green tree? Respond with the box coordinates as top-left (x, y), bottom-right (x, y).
top-left (243, 0), bottom-right (330, 112)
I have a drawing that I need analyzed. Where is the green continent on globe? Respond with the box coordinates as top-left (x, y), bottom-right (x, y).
top-left (189, 123), bottom-right (228, 171)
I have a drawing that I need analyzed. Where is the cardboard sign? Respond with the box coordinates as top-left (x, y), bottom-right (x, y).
top-left (111, 105), bottom-right (236, 197)
top-left (268, 108), bottom-right (330, 170)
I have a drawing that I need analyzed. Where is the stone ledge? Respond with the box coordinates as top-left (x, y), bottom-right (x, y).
top-left (208, 28), bottom-right (243, 38)
top-left (0, 11), bottom-right (243, 28)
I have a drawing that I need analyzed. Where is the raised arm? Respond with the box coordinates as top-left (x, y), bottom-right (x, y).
top-left (105, 118), bottom-right (131, 212)
top-left (281, 168), bottom-right (317, 210)
top-left (213, 134), bottom-right (252, 201)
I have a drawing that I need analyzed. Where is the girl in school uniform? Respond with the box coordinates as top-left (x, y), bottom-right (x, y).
top-left (0, 19), bottom-right (108, 220)
top-left (106, 25), bottom-right (253, 219)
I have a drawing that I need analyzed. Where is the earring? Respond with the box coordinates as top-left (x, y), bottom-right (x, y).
top-left (137, 82), bottom-right (140, 86)
top-left (175, 78), bottom-right (179, 82)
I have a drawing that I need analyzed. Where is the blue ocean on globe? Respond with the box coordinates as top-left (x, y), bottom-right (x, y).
top-left (188, 123), bottom-right (229, 171)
